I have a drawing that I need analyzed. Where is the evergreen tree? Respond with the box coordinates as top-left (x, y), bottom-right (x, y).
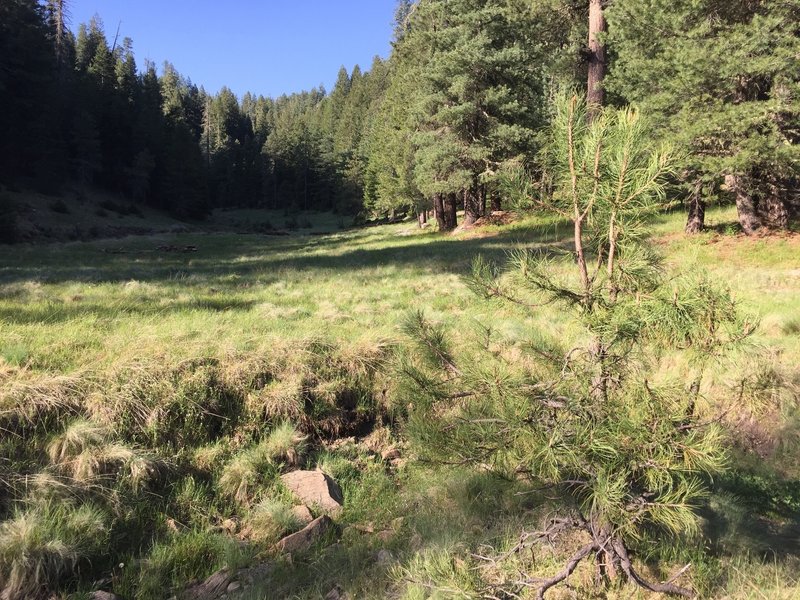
top-left (402, 93), bottom-right (749, 598)
top-left (606, 0), bottom-right (800, 233)
top-left (0, 0), bottom-right (58, 182)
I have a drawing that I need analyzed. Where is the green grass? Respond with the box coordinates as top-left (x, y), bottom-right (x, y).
top-left (1, 206), bottom-right (798, 599)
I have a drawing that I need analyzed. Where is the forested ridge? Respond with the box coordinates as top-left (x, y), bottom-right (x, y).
top-left (0, 2), bottom-right (799, 600)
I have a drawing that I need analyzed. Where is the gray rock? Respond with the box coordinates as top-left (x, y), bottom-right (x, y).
top-left (324, 585), bottom-right (347, 600)
top-left (276, 515), bottom-right (333, 553)
top-left (90, 593), bottom-right (124, 600)
top-left (280, 470), bottom-right (343, 515)
top-left (226, 581), bottom-right (242, 594)
top-left (180, 568), bottom-right (233, 600)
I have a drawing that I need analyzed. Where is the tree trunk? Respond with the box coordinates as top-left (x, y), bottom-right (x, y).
top-left (685, 180), bottom-right (705, 234)
top-left (433, 194), bottom-right (447, 231)
top-left (587, 0), bottom-right (606, 120)
top-left (726, 174), bottom-right (761, 235)
top-left (760, 179), bottom-right (789, 229)
top-left (491, 194), bottom-right (501, 212)
top-left (442, 193), bottom-right (458, 231)
top-left (479, 184), bottom-right (487, 216)
top-left (464, 185), bottom-right (481, 226)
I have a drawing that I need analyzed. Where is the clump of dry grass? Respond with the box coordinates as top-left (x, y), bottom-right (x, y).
top-left (263, 422), bottom-right (307, 468)
top-left (0, 502), bottom-right (107, 600)
top-left (247, 374), bottom-right (305, 420)
top-left (192, 441), bottom-right (230, 472)
top-left (245, 498), bottom-right (302, 544)
top-left (0, 374), bottom-right (88, 431)
top-left (218, 422), bottom-right (306, 505)
top-left (47, 419), bottom-right (106, 463)
top-left (218, 445), bottom-right (273, 505)
top-left (47, 419), bottom-right (159, 491)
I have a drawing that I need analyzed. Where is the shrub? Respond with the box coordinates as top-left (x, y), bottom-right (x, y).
top-left (403, 93), bottom-right (750, 598)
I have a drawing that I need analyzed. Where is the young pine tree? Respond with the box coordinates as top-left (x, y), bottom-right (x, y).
top-left (401, 93), bottom-right (753, 598)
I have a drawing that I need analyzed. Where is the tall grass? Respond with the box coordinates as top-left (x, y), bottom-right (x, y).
top-left (0, 209), bottom-right (796, 598)
top-left (0, 502), bottom-right (107, 600)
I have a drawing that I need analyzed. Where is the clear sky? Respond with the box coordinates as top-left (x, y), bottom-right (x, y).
top-left (68, 1), bottom-right (397, 99)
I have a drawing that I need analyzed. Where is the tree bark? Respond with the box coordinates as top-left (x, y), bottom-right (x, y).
top-left (760, 178), bottom-right (789, 229)
top-left (587, 0), bottom-right (606, 120)
top-left (491, 194), bottom-right (501, 212)
top-left (433, 194), bottom-right (446, 231)
top-left (685, 180), bottom-right (705, 234)
top-left (442, 193), bottom-right (458, 231)
top-left (726, 174), bottom-right (761, 235)
top-left (464, 185), bottom-right (481, 226)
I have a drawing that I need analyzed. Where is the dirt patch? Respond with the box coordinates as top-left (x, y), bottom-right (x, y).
top-left (473, 211), bottom-right (518, 227)
top-left (453, 211), bottom-right (519, 237)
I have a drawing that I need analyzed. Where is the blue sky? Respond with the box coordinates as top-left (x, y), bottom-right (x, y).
top-left (68, 1), bottom-right (397, 98)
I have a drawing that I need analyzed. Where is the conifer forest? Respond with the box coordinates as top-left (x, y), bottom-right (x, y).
top-left (0, 1), bottom-right (799, 599)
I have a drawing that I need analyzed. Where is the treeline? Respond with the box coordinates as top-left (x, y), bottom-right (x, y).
top-left (1, 0), bottom-right (798, 232)
top-left (364, 0), bottom-right (799, 233)
top-left (0, 0), bottom-right (389, 218)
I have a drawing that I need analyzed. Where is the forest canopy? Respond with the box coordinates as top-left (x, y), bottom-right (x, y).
top-left (1, 0), bottom-right (797, 232)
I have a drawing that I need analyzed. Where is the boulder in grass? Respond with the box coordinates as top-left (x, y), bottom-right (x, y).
top-left (180, 568), bottom-right (233, 600)
top-left (280, 470), bottom-right (343, 515)
top-left (276, 515), bottom-right (333, 553)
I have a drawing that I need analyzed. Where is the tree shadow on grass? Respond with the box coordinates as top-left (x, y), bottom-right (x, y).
top-left (703, 473), bottom-right (800, 560)
top-left (0, 297), bottom-right (259, 325)
top-left (0, 221), bottom-right (574, 287)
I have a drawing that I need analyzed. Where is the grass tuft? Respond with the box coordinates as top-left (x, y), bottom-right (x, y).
top-left (0, 502), bottom-right (107, 600)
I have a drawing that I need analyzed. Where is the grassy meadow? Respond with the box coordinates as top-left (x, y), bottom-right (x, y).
top-left (1, 204), bottom-right (799, 599)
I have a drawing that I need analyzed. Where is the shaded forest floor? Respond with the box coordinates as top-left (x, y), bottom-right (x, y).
top-left (1, 186), bottom-right (354, 244)
top-left (1, 204), bottom-right (799, 599)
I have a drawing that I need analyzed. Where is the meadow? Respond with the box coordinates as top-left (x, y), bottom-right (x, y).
top-left (1, 205), bottom-right (798, 599)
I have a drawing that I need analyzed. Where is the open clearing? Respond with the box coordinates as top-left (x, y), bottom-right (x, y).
top-left (1, 206), bottom-right (799, 599)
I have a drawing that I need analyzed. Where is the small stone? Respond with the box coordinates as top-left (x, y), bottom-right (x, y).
top-left (381, 447), bottom-right (401, 461)
top-left (221, 518), bottom-right (238, 534)
top-left (179, 567), bottom-right (232, 600)
top-left (90, 592), bottom-right (124, 600)
top-left (276, 515), bottom-right (334, 554)
top-left (354, 522), bottom-right (375, 533)
top-left (227, 581), bottom-right (242, 593)
top-left (376, 549), bottom-right (394, 565)
top-left (324, 585), bottom-right (346, 600)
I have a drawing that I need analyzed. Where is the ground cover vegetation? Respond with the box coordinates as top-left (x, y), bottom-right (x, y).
top-left (0, 0), bottom-right (798, 599)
